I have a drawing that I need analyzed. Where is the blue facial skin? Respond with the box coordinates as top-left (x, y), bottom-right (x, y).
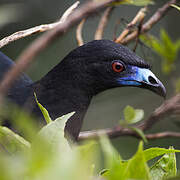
top-left (117, 65), bottom-right (158, 87)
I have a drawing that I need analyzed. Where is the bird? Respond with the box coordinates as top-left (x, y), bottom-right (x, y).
top-left (0, 40), bottom-right (166, 141)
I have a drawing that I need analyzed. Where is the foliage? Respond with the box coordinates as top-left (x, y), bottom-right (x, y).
top-left (120, 105), bottom-right (147, 143)
top-left (0, 126), bottom-right (30, 153)
top-left (141, 29), bottom-right (180, 75)
top-left (110, 0), bottom-right (154, 6)
top-left (150, 147), bottom-right (177, 180)
top-left (0, 103), bottom-right (180, 180)
top-left (34, 93), bottom-right (52, 124)
top-left (171, 4), bottom-right (180, 11)
top-left (123, 105), bottom-right (144, 124)
top-left (100, 137), bottom-right (180, 180)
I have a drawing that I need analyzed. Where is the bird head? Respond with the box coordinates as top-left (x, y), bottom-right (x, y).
top-left (38, 40), bottom-right (166, 140)
top-left (60, 40), bottom-right (166, 98)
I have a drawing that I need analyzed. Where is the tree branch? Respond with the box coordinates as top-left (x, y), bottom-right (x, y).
top-left (0, 1), bottom-right (80, 49)
top-left (146, 132), bottom-right (180, 140)
top-left (76, 19), bottom-right (86, 46)
top-left (121, 0), bottom-right (177, 45)
top-left (79, 131), bottom-right (180, 141)
top-left (115, 7), bottom-right (147, 43)
top-left (79, 94), bottom-right (180, 141)
top-left (94, 7), bottom-right (114, 40)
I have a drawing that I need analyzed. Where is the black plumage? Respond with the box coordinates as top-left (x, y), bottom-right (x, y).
top-left (0, 52), bottom-right (32, 106)
top-left (0, 40), bottom-right (166, 140)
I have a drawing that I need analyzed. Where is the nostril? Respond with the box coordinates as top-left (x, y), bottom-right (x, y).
top-left (148, 76), bottom-right (157, 84)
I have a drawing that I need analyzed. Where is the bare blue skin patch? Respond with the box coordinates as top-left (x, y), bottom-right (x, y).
top-left (117, 65), bottom-right (158, 87)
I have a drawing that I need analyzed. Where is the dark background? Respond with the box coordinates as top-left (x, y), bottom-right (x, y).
top-left (0, 0), bottom-right (180, 166)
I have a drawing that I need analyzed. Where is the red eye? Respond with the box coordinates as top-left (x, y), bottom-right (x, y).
top-left (112, 62), bottom-right (124, 72)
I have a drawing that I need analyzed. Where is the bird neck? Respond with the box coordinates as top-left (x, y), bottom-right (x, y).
top-left (33, 70), bottom-right (93, 140)
top-left (35, 77), bottom-right (93, 114)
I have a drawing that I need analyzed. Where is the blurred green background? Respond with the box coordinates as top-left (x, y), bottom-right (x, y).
top-left (0, 0), bottom-right (180, 166)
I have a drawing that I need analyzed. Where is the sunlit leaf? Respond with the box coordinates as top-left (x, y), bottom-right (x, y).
top-left (141, 29), bottom-right (180, 74)
top-left (99, 135), bottom-right (121, 168)
top-left (76, 141), bottom-right (99, 177)
top-left (28, 112), bottom-right (75, 179)
top-left (100, 135), bottom-right (128, 180)
top-left (110, 0), bottom-right (154, 6)
top-left (130, 127), bottom-right (148, 143)
top-left (38, 112), bottom-right (74, 151)
top-left (0, 126), bottom-right (30, 153)
top-left (34, 93), bottom-right (52, 124)
top-left (123, 141), bottom-right (151, 179)
top-left (144, 147), bottom-right (180, 162)
top-left (150, 146), bottom-right (177, 179)
top-left (171, 4), bottom-right (180, 11)
top-left (124, 105), bottom-right (144, 124)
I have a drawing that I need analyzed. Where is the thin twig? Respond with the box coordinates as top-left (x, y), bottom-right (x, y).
top-left (94, 7), bottom-right (114, 40)
top-left (146, 132), bottom-right (180, 140)
top-left (76, 19), bottom-right (86, 46)
top-left (113, 19), bottom-right (121, 41)
top-left (0, 1), bottom-right (80, 49)
top-left (115, 7), bottom-right (147, 43)
top-left (79, 94), bottom-right (180, 141)
top-left (79, 131), bottom-right (180, 141)
top-left (133, 16), bottom-right (144, 52)
top-left (60, 2), bottom-right (80, 23)
top-left (121, 0), bottom-right (176, 45)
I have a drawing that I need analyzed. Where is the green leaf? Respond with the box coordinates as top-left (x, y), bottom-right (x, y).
top-left (130, 127), bottom-right (148, 143)
top-left (130, 0), bottom-right (154, 6)
top-left (27, 112), bottom-right (75, 179)
top-left (111, 0), bottom-right (154, 6)
top-left (99, 135), bottom-right (121, 168)
top-left (99, 135), bottom-right (129, 180)
top-left (76, 140), bottom-right (99, 176)
top-left (141, 29), bottom-right (180, 75)
top-left (123, 141), bottom-right (151, 179)
top-left (171, 4), bottom-right (180, 11)
top-left (0, 126), bottom-right (30, 153)
top-left (144, 147), bottom-right (180, 162)
top-left (38, 112), bottom-right (75, 151)
top-left (34, 93), bottom-right (52, 124)
top-left (123, 105), bottom-right (144, 124)
top-left (150, 146), bottom-right (177, 179)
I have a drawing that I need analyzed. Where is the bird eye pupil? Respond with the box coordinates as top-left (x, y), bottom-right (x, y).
top-left (116, 65), bottom-right (121, 69)
top-left (112, 62), bottom-right (124, 73)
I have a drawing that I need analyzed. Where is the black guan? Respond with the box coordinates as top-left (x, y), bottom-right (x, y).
top-left (0, 40), bottom-right (166, 140)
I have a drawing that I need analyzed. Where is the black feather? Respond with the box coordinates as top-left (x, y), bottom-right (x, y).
top-left (67, 40), bottom-right (150, 68)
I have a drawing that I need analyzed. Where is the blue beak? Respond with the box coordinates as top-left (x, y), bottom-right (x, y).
top-left (117, 66), bottom-right (166, 98)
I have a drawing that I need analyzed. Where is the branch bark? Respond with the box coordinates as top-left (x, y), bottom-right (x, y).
top-left (146, 132), bottom-right (180, 140)
top-left (79, 94), bottom-right (180, 141)
top-left (76, 19), bottom-right (86, 46)
top-left (94, 7), bottom-right (114, 40)
top-left (0, 1), bottom-right (80, 49)
top-left (115, 7), bottom-right (147, 43)
top-left (120, 0), bottom-right (177, 45)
